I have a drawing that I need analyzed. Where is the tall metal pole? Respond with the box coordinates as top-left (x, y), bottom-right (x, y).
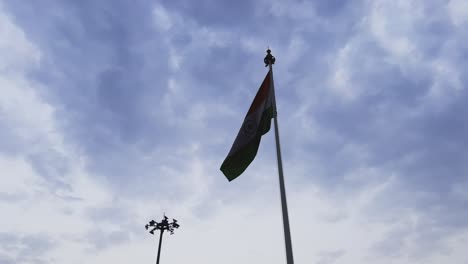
top-left (265, 49), bottom-right (294, 264)
top-left (156, 230), bottom-right (164, 264)
top-left (145, 215), bottom-right (180, 264)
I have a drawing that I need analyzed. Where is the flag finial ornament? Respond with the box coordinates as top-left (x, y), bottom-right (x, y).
top-left (264, 48), bottom-right (276, 67)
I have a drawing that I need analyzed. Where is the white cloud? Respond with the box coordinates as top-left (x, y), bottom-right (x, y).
top-left (152, 4), bottom-right (173, 32)
top-left (368, 0), bottom-right (422, 61)
top-left (328, 43), bottom-right (358, 101)
top-left (0, 4), bottom-right (117, 261)
top-left (323, 0), bottom-right (467, 109)
top-left (0, 8), bottom-right (40, 72)
top-left (448, 0), bottom-right (468, 26)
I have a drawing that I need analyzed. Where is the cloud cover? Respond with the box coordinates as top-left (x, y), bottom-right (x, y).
top-left (1, 0), bottom-right (468, 263)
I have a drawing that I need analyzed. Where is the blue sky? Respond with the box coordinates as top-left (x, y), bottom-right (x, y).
top-left (1, 0), bottom-right (468, 263)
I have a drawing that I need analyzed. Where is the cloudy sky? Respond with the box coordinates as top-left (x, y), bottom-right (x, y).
top-left (1, 0), bottom-right (468, 263)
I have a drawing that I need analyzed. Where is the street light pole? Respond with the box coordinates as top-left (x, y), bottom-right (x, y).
top-left (156, 229), bottom-right (164, 264)
top-left (145, 215), bottom-right (180, 264)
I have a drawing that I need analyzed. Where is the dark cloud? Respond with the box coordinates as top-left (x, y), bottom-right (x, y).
top-left (159, 0), bottom-right (256, 27)
top-left (313, 0), bottom-right (351, 16)
top-left (3, 0), bottom-right (173, 184)
top-left (1, 0), bottom-right (468, 262)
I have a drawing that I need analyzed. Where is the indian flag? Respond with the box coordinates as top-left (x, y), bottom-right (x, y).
top-left (220, 70), bottom-right (275, 181)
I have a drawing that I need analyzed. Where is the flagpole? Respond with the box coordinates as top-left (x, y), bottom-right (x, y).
top-left (265, 49), bottom-right (294, 264)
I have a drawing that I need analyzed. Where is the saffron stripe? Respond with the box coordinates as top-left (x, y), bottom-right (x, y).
top-left (246, 70), bottom-right (271, 116)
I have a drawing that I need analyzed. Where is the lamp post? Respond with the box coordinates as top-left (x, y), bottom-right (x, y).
top-left (145, 215), bottom-right (180, 264)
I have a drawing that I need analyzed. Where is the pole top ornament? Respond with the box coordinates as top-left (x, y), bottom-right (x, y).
top-left (264, 48), bottom-right (276, 67)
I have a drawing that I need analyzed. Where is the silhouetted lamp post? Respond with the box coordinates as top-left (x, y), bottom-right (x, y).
top-left (145, 215), bottom-right (180, 264)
